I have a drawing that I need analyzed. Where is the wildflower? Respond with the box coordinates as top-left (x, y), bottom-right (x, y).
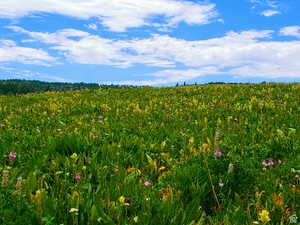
top-left (144, 181), bottom-right (151, 186)
top-left (258, 209), bottom-right (271, 223)
top-left (214, 150), bottom-right (222, 157)
top-left (161, 140), bottom-right (167, 148)
top-left (228, 163), bottom-right (234, 173)
top-left (1, 170), bottom-right (9, 187)
top-left (291, 185), bottom-right (299, 193)
top-left (189, 137), bottom-right (195, 145)
top-left (9, 152), bottom-right (16, 159)
top-left (262, 160), bottom-right (274, 167)
top-left (126, 167), bottom-right (137, 174)
top-left (14, 177), bottom-right (23, 194)
top-left (200, 143), bottom-right (210, 153)
top-left (118, 196), bottom-right (130, 206)
top-left (161, 188), bottom-right (173, 201)
top-left (271, 193), bottom-right (284, 207)
top-left (133, 216), bottom-right (139, 223)
top-left (255, 190), bottom-right (264, 199)
top-left (219, 182), bottom-right (224, 187)
top-left (75, 174), bottom-right (81, 180)
top-left (70, 153), bottom-right (78, 160)
top-left (159, 166), bottom-right (166, 172)
top-left (69, 208), bottom-right (79, 215)
top-left (32, 189), bottom-right (45, 203)
top-left (189, 146), bottom-right (197, 153)
top-left (71, 191), bottom-right (79, 199)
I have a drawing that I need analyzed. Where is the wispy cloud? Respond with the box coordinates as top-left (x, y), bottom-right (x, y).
top-left (261, 10), bottom-right (280, 17)
top-left (0, 0), bottom-right (218, 32)
top-left (249, 0), bottom-right (282, 16)
top-left (280, 26), bottom-right (300, 38)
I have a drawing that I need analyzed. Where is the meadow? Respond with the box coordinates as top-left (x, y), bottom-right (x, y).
top-left (0, 83), bottom-right (299, 225)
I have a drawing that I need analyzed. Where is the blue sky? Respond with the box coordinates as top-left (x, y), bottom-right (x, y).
top-left (0, 0), bottom-right (300, 86)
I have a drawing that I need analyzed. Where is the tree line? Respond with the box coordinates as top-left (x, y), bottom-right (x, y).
top-left (0, 79), bottom-right (132, 95)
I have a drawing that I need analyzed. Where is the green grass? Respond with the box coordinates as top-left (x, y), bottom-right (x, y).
top-left (0, 84), bottom-right (299, 225)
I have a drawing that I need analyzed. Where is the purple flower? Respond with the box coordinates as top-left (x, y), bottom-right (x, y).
top-left (214, 150), bottom-right (222, 157)
top-left (75, 174), bottom-right (81, 180)
top-left (9, 152), bottom-right (16, 159)
top-left (262, 160), bottom-right (274, 167)
top-left (144, 181), bottom-right (151, 186)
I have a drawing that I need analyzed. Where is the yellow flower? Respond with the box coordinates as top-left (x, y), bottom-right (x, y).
top-left (255, 190), bottom-right (264, 199)
top-left (31, 189), bottom-right (45, 204)
top-left (126, 167), bottom-right (136, 174)
top-left (35, 190), bottom-right (44, 200)
top-left (70, 153), bottom-right (78, 160)
top-left (71, 191), bottom-right (79, 199)
top-left (271, 193), bottom-right (284, 208)
top-left (200, 143), bottom-right (211, 153)
top-left (158, 166), bottom-right (166, 172)
top-left (258, 210), bottom-right (271, 223)
top-left (188, 137), bottom-right (194, 145)
top-left (133, 216), bottom-right (138, 223)
top-left (161, 140), bottom-right (166, 148)
top-left (118, 196), bottom-right (130, 206)
top-left (150, 160), bottom-right (157, 170)
top-left (189, 146), bottom-right (197, 153)
top-left (119, 196), bottom-right (125, 203)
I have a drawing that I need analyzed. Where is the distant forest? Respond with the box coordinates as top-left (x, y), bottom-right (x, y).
top-left (0, 79), bottom-right (130, 95)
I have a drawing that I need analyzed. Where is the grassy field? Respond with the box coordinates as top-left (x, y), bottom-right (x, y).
top-left (0, 84), bottom-right (299, 225)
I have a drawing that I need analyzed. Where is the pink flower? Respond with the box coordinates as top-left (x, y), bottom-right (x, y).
top-left (262, 160), bottom-right (274, 167)
top-left (214, 150), bottom-right (222, 157)
top-left (75, 174), bottom-right (81, 180)
top-left (219, 183), bottom-right (224, 187)
top-left (144, 181), bottom-right (151, 186)
top-left (9, 152), bottom-right (16, 159)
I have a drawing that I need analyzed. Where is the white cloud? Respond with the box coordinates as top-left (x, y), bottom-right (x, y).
top-left (250, 0), bottom-right (279, 8)
top-left (7, 26), bottom-right (175, 68)
top-left (249, 0), bottom-right (281, 16)
top-left (0, 39), bottom-right (56, 66)
top-left (0, 0), bottom-right (218, 32)
top-left (280, 26), bottom-right (300, 38)
top-left (261, 10), bottom-right (279, 17)
top-left (7, 26), bottom-right (300, 85)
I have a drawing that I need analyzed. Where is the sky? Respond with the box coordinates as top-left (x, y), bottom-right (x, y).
top-left (0, 0), bottom-right (300, 86)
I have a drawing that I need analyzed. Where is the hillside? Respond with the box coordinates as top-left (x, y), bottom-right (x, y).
top-left (0, 84), bottom-right (299, 225)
